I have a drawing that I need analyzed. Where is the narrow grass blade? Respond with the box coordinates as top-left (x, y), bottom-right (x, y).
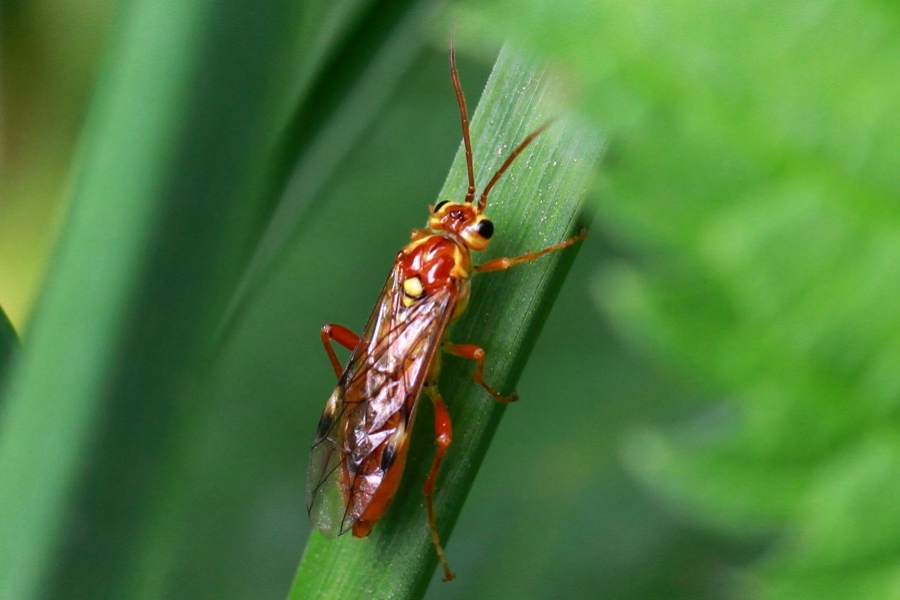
top-left (290, 43), bottom-right (603, 599)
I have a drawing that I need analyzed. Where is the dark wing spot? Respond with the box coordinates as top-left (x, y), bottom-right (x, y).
top-left (315, 411), bottom-right (333, 441)
top-left (380, 442), bottom-right (397, 472)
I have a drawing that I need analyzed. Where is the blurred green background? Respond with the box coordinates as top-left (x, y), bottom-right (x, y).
top-left (2, 0), bottom-right (899, 599)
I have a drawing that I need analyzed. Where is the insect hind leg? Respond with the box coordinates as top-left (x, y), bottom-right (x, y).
top-left (443, 343), bottom-right (519, 403)
top-left (320, 324), bottom-right (359, 379)
top-left (423, 382), bottom-right (456, 582)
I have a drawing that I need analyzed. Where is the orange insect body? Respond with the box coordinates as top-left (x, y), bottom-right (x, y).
top-left (306, 43), bottom-right (585, 582)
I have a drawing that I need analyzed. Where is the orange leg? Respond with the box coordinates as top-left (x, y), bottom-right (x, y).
top-left (475, 229), bottom-right (587, 273)
top-left (444, 343), bottom-right (519, 403)
top-left (422, 383), bottom-right (456, 582)
top-left (320, 324), bottom-right (359, 379)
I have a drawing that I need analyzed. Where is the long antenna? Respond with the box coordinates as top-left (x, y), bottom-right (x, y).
top-left (449, 37), bottom-right (476, 205)
top-left (477, 120), bottom-right (551, 212)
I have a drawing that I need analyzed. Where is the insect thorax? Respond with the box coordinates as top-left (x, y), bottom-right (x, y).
top-left (398, 234), bottom-right (472, 307)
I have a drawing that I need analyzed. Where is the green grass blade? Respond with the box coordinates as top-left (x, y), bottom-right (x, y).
top-left (0, 0), bottom-right (309, 597)
top-left (290, 43), bottom-right (603, 599)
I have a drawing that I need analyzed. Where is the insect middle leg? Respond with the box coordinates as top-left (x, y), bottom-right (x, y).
top-left (422, 381), bottom-right (456, 582)
top-left (474, 229), bottom-right (588, 274)
top-left (320, 324), bottom-right (359, 379)
top-left (443, 342), bottom-right (519, 403)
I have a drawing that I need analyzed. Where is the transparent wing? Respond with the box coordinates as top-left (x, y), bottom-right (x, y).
top-left (306, 262), bottom-right (456, 537)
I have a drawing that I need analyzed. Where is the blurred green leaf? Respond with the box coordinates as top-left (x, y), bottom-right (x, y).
top-left (455, 0), bottom-right (900, 597)
top-left (0, 0), bottom-right (326, 597)
top-left (220, 0), bottom-right (441, 342)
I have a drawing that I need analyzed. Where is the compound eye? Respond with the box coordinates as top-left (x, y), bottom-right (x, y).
top-left (433, 200), bottom-right (449, 213)
top-left (476, 219), bottom-right (494, 239)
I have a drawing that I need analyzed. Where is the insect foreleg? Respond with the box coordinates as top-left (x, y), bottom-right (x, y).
top-left (320, 324), bottom-right (359, 379)
top-left (443, 343), bottom-right (519, 403)
top-left (422, 382), bottom-right (456, 582)
top-left (474, 229), bottom-right (587, 273)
